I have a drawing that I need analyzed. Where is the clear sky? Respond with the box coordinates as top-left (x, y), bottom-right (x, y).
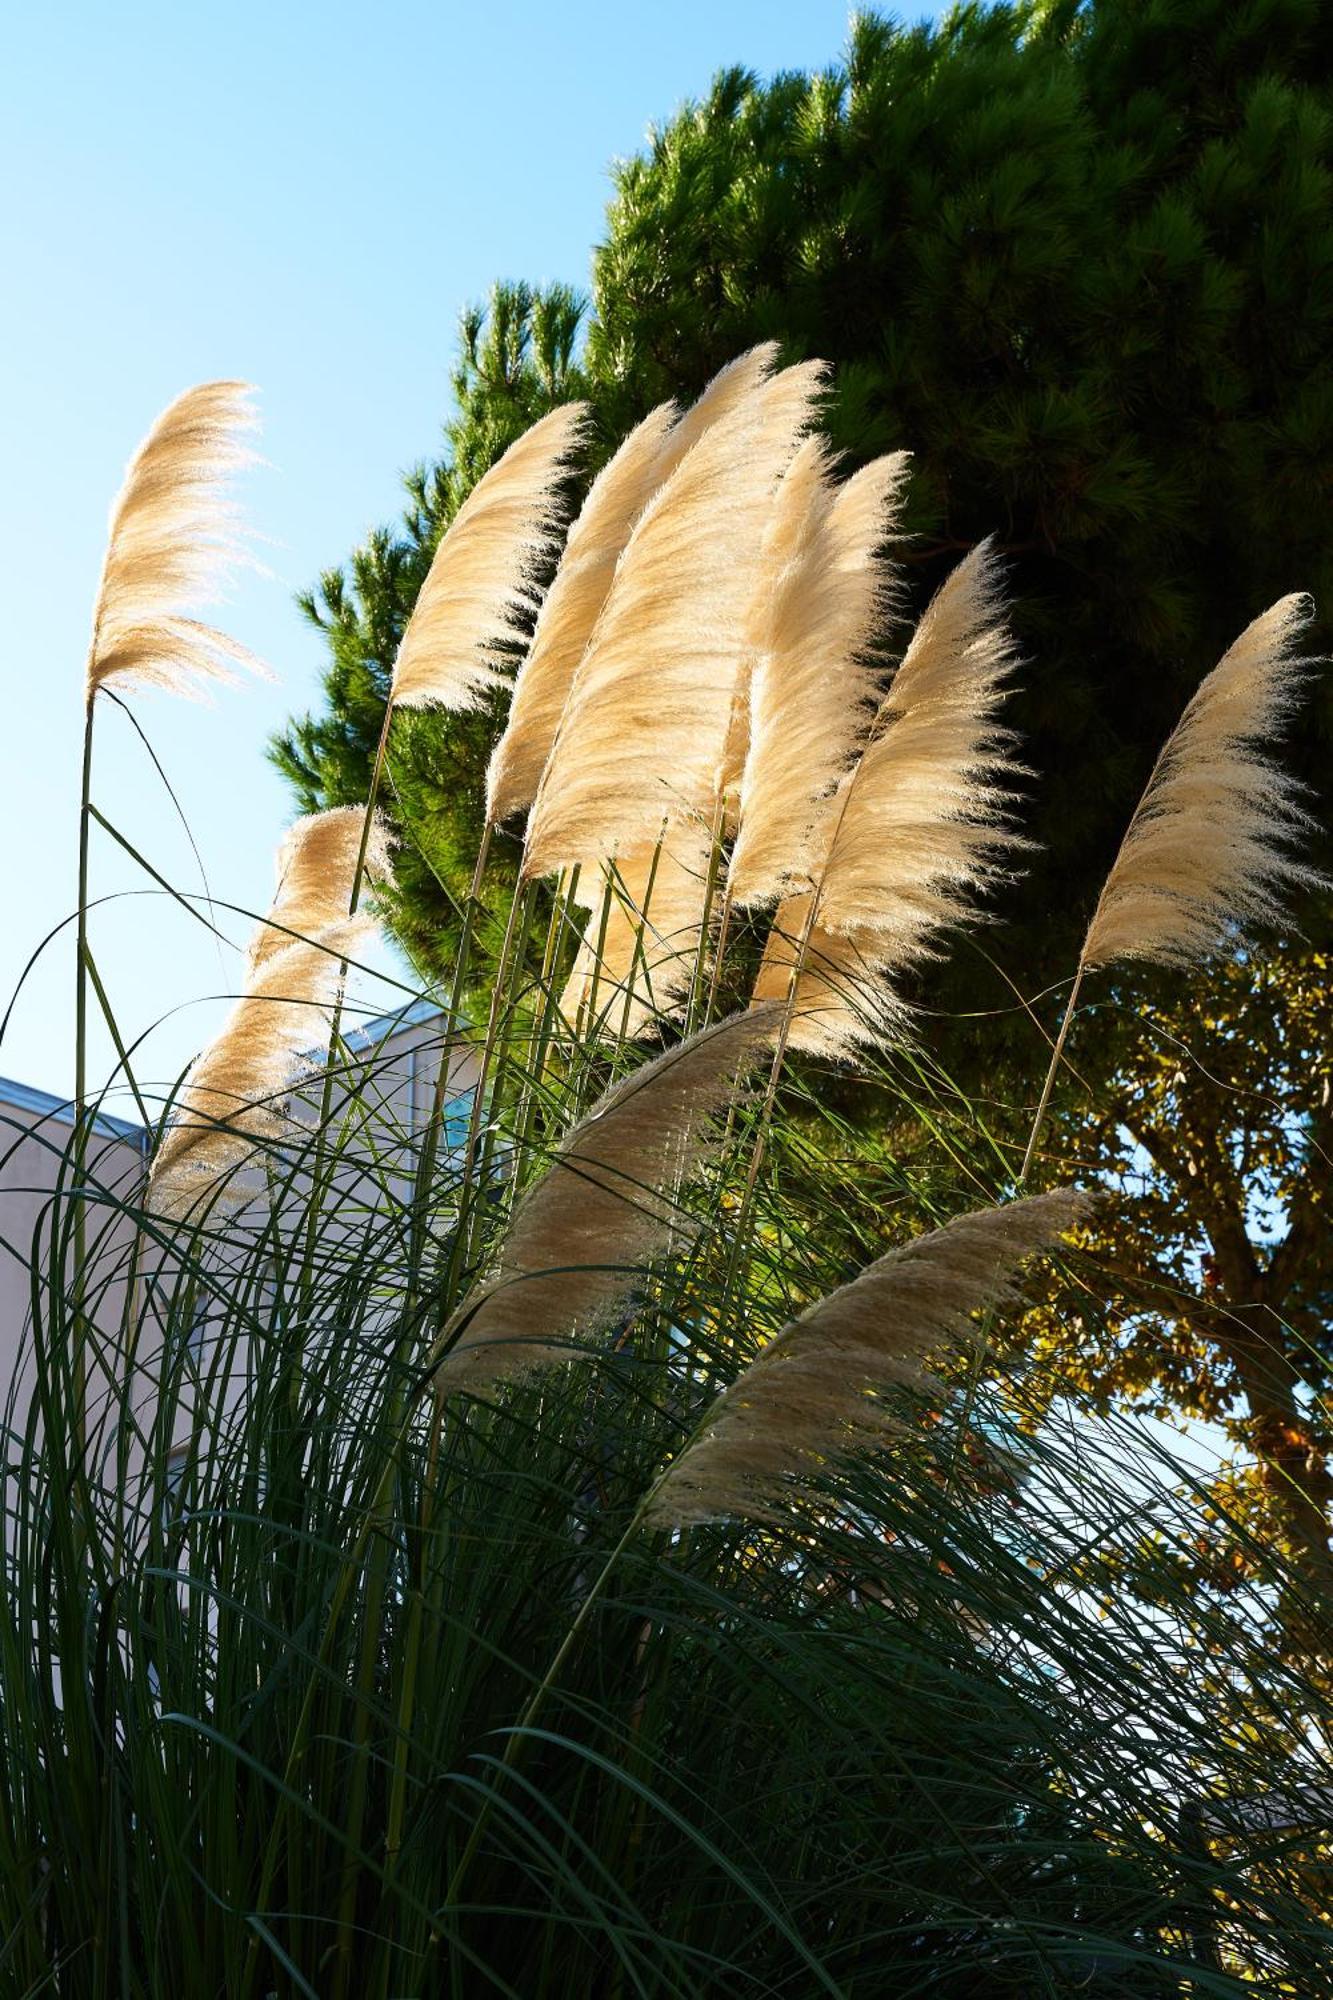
top-left (1, 0), bottom-right (931, 1117)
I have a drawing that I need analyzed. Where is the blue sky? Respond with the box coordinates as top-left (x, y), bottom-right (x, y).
top-left (0, 0), bottom-right (930, 1114)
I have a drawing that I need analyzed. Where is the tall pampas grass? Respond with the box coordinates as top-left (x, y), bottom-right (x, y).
top-left (485, 403), bottom-right (678, 823)
top-left (1019, 593), bottom-right (1322, 1182)
top-left (432, 1007), bottom-right (774, 1389)
top-left (390, 403), bottom-right (587, 714)
top-left (521, 354), bottom-right (824, 878)
top-left (646, 1188), bottom-right (1087, 1526)
top-left (85, 381), bottom-right (265, 704)
top-left (148, 920), bottom-right (368, 1217)
top-left (148, 818), bottom-right (393, 1216)
top-left (728, 439), bottom-right (910, 906)
top-left (560, 827), bottom-right (713, 1039)
top-left (247, 807), bottom-right (392, 975)
top-left (753, 540), bottom-right (1022, 1057)
top-left (486, 346), bottom-right (782, 826)
top-left (1078, 594), bottom-right (1320, 971)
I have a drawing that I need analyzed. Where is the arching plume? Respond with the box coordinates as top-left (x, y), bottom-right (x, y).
top-left (390, 403), bottom-right (587, 713)
top-left (560, 826), bottom-right (714, 1040)
top-left (485, 402), bottom-right (679, 823)
top-left (148, 816), bottom-right (395, 1216)
top-left (432, 1007), bottom-right (775, 1390)
top-left (751, 897), bottom-right (912, 1058)
top-left (247, 807), bottom-right (393, 976)
top-left (752, 541), bottom-right (1023, 1057)
top-left (729, 439), bottom-right (910, 905)
top-left (85, 381), bottom-right (265, 703)
top-left (148, 919), bottom-right (369, 1218)
top-left (646, 1188), bottom-right (1088, 1526)
top-left (521, 357), bottom-right (825, 879)
top-left (486, 346), bottom-right (784, 826)
top-left (1078, 594), bottom-right (1321, 971)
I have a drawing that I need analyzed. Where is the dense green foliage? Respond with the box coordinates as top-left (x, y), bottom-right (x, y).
top-left (274, 0), bottom-right (1333, 994)
top-left (269, 0), bottom-right (1333, 1644)
top-left (6, 964), bottom-right (1333, 1994)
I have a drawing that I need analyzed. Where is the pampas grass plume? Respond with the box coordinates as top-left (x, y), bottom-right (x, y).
top-left (86, 381), bottom-right (265, 703)
top-left (486, 402), bottom-right (679, 823)
top-left (149, 814), bottom-right (394, 1215)
top-left (247, 807), bottom-right (392, 975)
top-left (390, 403), bottom-right (587, 713)
top-left (486, 346), bottom-right (783, 825)
top-left (521, 354), bottom-right (824, 879)
top-left (1078, 594), bottom-right (1321, 971)
top-left (433, 1006), bottom-right (775, 1389)
top-left (148, 918), bottom-right (368, 1217)
top-left (752, 541), bottom-right (1023, 1057)
top-left (647, 1188), bottom-right (1088, 1526)
top-left (729, 438), bottom-right (910, 905)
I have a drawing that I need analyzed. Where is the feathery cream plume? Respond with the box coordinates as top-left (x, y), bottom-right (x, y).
top-left (147, 919), bottom-right (369, 1218)
top-left (560, 826), bottom-right (713, 1039)
top-left (85, 381), bottom-right (265, 703)
top-left (521, 355), bottom-right (825, 878)
top-left (390, 403), bottom-right (587, 714)
top-left (650, 342), bottom-right (781, 471)
top-left (485, 347), bottom-right (782, 825)
top-left (247, 807), bottom-right (393, 976)
top-left (752, 541), bottom-right (1023, 1057)
top-left (646, 1187), bottom-right (1088, 1526)
top-left (148, 814), bottom-right (396, 1215)
top-left (1078, 595), bottom-right (1320, 970)
top-left (751, 898), bottom-right (912, 1057)
top-left (432, 1006), bottom-right (775, 1390)
top-left (728, 439), bottom-right (910, 905)
top-left (485, 403), bottom-right (679, 822)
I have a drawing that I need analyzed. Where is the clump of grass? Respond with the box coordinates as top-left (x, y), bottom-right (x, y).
top-left (3, 372), bottom-right (1329, 1999)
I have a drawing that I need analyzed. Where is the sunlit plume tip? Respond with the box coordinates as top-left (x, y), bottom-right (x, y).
top-left (86, 380), bottom-right (267, 703)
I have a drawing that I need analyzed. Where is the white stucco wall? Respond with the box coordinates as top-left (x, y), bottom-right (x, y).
top-left (0, 1003), bottom-right (479, 1484)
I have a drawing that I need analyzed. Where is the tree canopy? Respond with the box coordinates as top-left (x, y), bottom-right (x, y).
top-left (270, 0), bottom-right (1333, 1639)
top-left (274, 0), bottom-right (1333, 990)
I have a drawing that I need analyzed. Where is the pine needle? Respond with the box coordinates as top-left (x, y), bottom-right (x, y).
top-left (85, 381), bottom-right (265, 703)
top-left (432, 1007), bottom-right (776, 1390)
top-left (646, 1187), bottom-right (1088, 1526)
top-left (729, 438), bottom-right (910, 905)
top-left (1079, 594), bottom-right (1322, 970)
top-left (390, 403), bottom-right (587, 713)
top-left (521, 355), bottom-right (825, 878)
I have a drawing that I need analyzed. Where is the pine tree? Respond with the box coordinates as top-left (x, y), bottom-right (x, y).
top-left (272, 0), bottom-right (1333, 998)
top-left (269, 1), bottom-right (1333, 1613)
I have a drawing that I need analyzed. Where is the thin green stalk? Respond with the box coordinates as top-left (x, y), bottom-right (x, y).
top-left (683, 798), bottom-right (728, 1039)
top-left (443, 864), bottom-right (535, 1307)
top-left (407, 820), bottom-right (494, 1303)
top-left (462, 877), bottom-right (542, 1266)
top-left (508, 863), bottom-right (582, 1173)
top-left (717, 887), bottom-right (824, 1316)
top-left (1017, 967), bottom-right (1086, 1186)
top-left (298, 702), bottom-right (396, 1314)
top-left (615, 841), bottom-right (663, 1045)
top-left (72, 700), bottom-right (95, 1468)
top-left (701, 885), bottom-right (734, 1028)
top-left (579, 863), bottom-right (618, 1055)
